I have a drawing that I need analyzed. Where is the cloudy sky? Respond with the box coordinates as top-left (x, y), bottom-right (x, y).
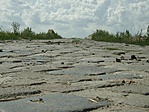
top-left (0, 0), bottom-right (149, 38)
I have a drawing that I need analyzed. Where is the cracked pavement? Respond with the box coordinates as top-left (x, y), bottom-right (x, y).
top-left (0, 39), bottom-right (149, 111)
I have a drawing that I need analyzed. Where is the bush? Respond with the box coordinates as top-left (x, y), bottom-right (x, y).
top-left (92, 29), bottom-right (117, 42)
top-left (20, 27), bottom-right (35, 39)
top-left (0, 31), bottom-right (18, 40)
top-left (0, 22), bottom-right (62, 40)
top-left (11, 22), bottom-right (20, 35)
top-left (91, 28), bottom-right (149, 46)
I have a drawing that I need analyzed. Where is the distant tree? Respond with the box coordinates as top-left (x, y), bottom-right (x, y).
top-left (116, 32), bottom-right (119, 38)
top-left (147, 25), bottom-right (149, 38)
top-left (11, 22), bottom-right (20, 34)
top-left (119, 32), bottom-right (125, 38)
top-left (125, 30), bottom-right (131, 38)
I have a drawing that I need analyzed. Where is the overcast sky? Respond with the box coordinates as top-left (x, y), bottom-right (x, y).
top-left (0, 0), bottom-right (149, 38)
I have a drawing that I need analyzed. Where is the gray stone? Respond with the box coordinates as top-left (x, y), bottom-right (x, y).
top-left (0, 77), bottom-right (13, 84)
top-left (111, 84), bottom-right (149, 95)
top-left (113, 52), bottom-right (125, 55)
top-left (130, 55), bottom-right (137, 60)
top-left (80, 58), bottom-right (105, 63)
top-left (0, 88), bottom-right (42, 100)
top-left (91, 105), bottom-right (149, 112)
top-left (71, 80), bottom-right (124, 89)
top-left (48, 65), bottom-right (118, 76)
top-left (0, 94), bottom-right (110, 112)
top-left (116, 58), bottom-right (121, 62)
top-left (122, 94), bottom-right (149, 108)
top-left (98, 73), bottom-right (142, 80)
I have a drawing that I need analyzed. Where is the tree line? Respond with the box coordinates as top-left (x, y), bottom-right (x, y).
top-left (91, 25), bottom-right (149, 46)
top-left (0, 22), bottom-right (62, 40)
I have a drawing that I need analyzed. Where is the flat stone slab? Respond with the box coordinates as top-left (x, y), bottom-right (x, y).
top-left (71, 80), bottom-right (124, 89)
top-left (98, 73), bottom-right (142, 80)
top-left (0, 93), bottom-right (110, 112)
top-left (0, 87), bottom-right (41, 100)
top-left (91, 105), bottom-right (149, 112)
top-left (48, 65), bottom-right (118, 76)
top-left (111, 84), bottom-right (149, 95)
top-left (80, 58), bottom-right (105, 63)
top-left (0, 77), bottom-right (14, 84)
top-left (122, 94), bottom-right (149, 108)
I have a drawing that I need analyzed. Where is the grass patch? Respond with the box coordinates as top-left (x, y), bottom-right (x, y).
top-left (72, 38), bottom-right (82, 44)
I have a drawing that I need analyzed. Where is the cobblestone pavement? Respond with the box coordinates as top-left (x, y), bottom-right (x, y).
top-left (0, 39), bottom-right (149, 111)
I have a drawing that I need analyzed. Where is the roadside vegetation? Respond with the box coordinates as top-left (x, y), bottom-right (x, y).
top-left (91, 25), bottom-right (149, 46)
top-left (0, 22), bottom-right (62, 40)
top-left (72, 38), bottom-right (82, 44)
top-left (1, 22), bottom-right (149, 46)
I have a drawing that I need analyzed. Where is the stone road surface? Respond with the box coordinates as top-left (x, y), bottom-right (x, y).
top-left (0, 39), bottom-right (149, 112)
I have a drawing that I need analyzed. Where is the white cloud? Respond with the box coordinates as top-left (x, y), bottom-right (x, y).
top-left (0, 0), bottom-right (148, 37)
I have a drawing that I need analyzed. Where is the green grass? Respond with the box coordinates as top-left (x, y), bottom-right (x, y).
top-left (0, 31), bottom-right (62, 40)
top-left (91, 29), bottom-right (149, 46)
top-left (72, 38), bottom-right (82, 44)
top-left (0, 32), bottom-right (19, 40)
top-left (0, 24), bottom-right (62, 40)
